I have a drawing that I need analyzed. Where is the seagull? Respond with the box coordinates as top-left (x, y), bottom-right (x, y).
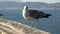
top-left (22, 6), bottom-right (51, 27)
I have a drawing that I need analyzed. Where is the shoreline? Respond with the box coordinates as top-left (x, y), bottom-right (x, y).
top-left (0, 18), bottom-right (50, 34)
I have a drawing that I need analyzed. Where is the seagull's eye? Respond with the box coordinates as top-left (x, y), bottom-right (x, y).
top-left (26, 7), bottom-right (28, 9)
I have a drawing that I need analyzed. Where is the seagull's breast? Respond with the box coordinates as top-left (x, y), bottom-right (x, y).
top-left (22, 9), bottom-right (27, 19)
top-left (22, 10), bottom-right (36, 20)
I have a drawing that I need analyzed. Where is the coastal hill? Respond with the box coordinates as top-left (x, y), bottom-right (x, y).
top-left (0, 1), bottom-right (60, 10)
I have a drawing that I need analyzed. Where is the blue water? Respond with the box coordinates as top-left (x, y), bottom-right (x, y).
top-left (0, 10), bottom-right (60, 34)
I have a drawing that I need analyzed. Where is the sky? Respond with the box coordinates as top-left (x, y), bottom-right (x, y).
top-left (0, 0), bottom-right (60, 3)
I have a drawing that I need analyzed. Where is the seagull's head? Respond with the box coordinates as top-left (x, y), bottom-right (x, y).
top-left (24, 6), bottom-right (28, 10)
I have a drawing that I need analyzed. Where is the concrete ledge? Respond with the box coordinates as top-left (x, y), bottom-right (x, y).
top-left (0, 18), bottom-right (50, 34)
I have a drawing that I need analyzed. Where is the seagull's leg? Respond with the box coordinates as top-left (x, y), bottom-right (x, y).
top-left (31, 21), bottom-right (35, 28)
top-left (34, 20), bottom-right (39, 26)
top-left (31, 20), bottom-right (39, 28)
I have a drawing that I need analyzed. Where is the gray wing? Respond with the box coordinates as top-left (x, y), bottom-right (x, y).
top-left (28, 10), bottom-right (44, 19)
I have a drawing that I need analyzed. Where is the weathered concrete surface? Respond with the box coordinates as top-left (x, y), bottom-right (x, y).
top-left (0, 18), bottom-right (50, 34)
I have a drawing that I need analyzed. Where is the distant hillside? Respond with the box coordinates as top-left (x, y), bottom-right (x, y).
top-left (24, 2), bottom-right (47, 8)
top-left (0, 1), bottom-right (47, 8)
top-left (39, 3), bottom-right (60, 10)
top-left (0, 1), bottom-right (60, 10)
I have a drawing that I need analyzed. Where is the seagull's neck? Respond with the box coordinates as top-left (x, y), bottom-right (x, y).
top-left (22, 6), bottom-right (28, 19)
top-left (23, 6), bottom-right (28, 13)
top-left (24, 6), bottom-right (28, 11)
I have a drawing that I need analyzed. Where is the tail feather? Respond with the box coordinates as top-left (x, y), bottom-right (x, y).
top-left (43, 14), bottom-right (51, 18)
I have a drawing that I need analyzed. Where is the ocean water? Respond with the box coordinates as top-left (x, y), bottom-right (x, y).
top-left (0, 10), bottom-right (60, 34)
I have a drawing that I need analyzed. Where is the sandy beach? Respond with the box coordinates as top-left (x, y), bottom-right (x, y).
top-left (0, 18), bottom-right (50, 34)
